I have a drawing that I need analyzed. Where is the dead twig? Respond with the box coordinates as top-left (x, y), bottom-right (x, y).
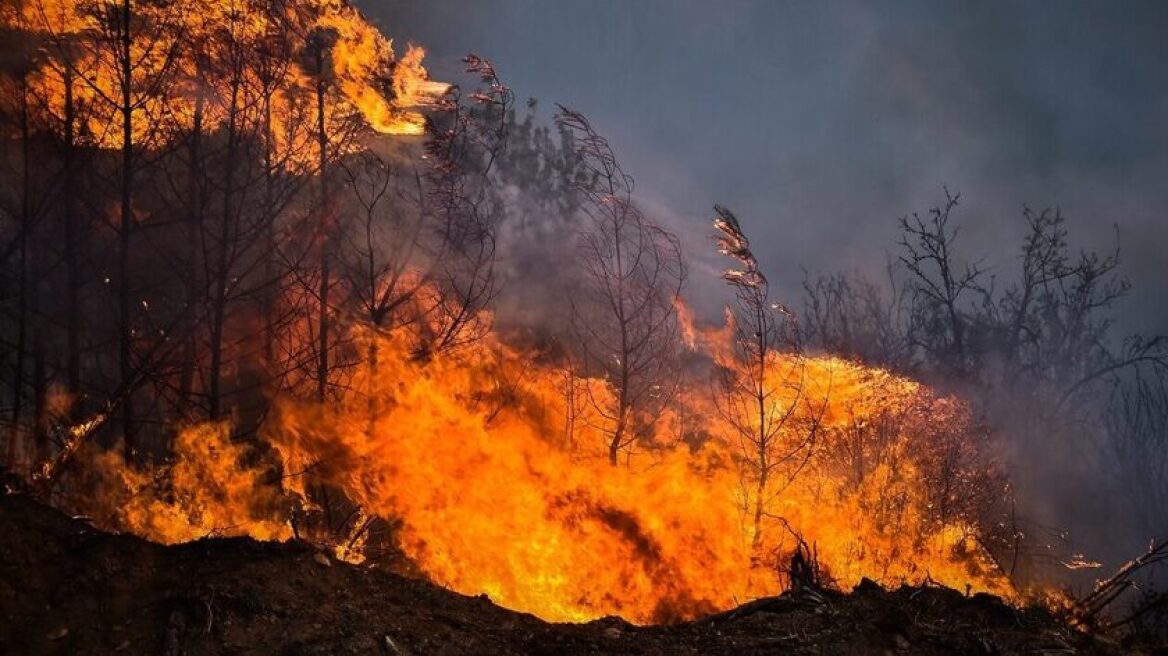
top-left (1075, 538), bottom-right (1168, 628)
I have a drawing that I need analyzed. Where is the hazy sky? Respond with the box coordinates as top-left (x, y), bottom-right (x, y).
top-left (365, 0), bottom-right (1168, 332)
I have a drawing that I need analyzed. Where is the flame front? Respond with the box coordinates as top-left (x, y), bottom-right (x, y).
top-left (80, 306), bottom-right (1014, 624)
top-left (11, 0), bottom-right (1018, 626)
top-left (3, 0), bottom-right (446, 150)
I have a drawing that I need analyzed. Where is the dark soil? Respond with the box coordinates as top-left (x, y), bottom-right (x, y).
top-left (0, 491), bottom-right (1150, 655)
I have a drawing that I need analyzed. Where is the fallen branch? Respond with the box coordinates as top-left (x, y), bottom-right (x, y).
top-left (1075, 538), bottom-right (1168, 628)
top-left (31, 308), bottom-right (204, 491)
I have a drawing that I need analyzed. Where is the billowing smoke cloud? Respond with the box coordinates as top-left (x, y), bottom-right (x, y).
top-left (365, 0), bottom-right (1168, 333)
top-left (362, 0), bottom-right (1168, 579)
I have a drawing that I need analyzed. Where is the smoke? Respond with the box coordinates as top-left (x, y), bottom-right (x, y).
top-left (362, 0), bottom-right (1168, 581)
top-left (9, 0), bottom-right (1162, 622)
top-left (365, 0), bottom-right (1168, 331)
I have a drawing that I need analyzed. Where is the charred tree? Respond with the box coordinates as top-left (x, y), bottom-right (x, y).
top-left (417, 55), bottom-right (513, 357)
top-left (897, 189), bottom-right (987, 379)
top-left (712, 205), bottom-right (824, 554)
top-left (80, 0), bottom-right (183, 459)
top-left (556, 106), bottom-right (685, 466)
top-left (3, 44), bottom-right (37, 469)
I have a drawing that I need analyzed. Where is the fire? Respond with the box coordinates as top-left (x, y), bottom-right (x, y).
top-left (72, 305), bottom-right (1016, 625)
top-left (82, 422), bottom-right (291, 544)
top-left (6, 0), bottom-right (1021, 627)
top-left (2, 0), bottom-right (446, 150)
top-left (314, 6), bottom-right (447, 136)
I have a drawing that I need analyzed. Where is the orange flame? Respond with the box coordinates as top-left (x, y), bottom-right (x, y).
top-left (82, 423), bottom-right (291, 544)
top-left (76, 303), bottom-right (1016, 624)
top-left (3, 0), bottom-right (446, 150)
top-left (10, 0), bottom-right (1020, 626)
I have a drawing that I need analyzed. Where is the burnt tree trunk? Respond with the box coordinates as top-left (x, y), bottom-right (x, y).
top-left (117, 0), bottom-right (137, 461)
top-left (61, 60), bottom-right (83, 418)
top-left (178, 94), bottom-right (204, 418)
top-left (208, 69), bottom-right (242, 420)
top-left (6, 72), bottom-right (31, 469)
top-left (314, 45), bottom-right (331, 404)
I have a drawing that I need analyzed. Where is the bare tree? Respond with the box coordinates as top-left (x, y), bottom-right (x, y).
top-left (277, 22), bottom-right (364, 402)
top-left (203, 2), bottom-right (263, 419)
top-left (0, 25), bottom-right (50, 469)
top-left (556, 106), bottom-right (685, 466)
top-left (417, 54), bottom-right (513, 357)
top-left (250, 26), bottom-right (318, 397)
top-left (309, 26), bottom-right (337, 404)
top-left (897, 189), bottom-right (987, 378)
top-left (1105, 370), bottom-right (1168, 541)
top-left (28, 0), bottom-right (97, 417)
top-left (337, 152), bottom-right (431, 363)
top-left (802, 264), bottom-right (911, 369)
top-left (77, 0), bottom-right (184, 459)
top-left (711, 205), bottom-right (824, 554)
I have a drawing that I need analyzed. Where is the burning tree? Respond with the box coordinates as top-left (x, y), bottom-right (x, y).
top-left (803, 190), bottom-right (1168, 587)
top-left (80, 0), bottom-right (186, 459)
top-left (0, 0), bottom-right (447, 473)
top-left (416, 54), bottom-right (513, 357)
top-left (333, 53), bottom-right (513, 387)
top-left (3, 0), bottom-right (1157, 634)
top-left (555, 106), bottom-right (685, 465)
top-left (337, 152), bottom-right (428, 341)
top-left (711, 205), bottom-right (825, 557)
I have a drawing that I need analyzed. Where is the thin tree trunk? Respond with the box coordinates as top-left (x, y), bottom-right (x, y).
top-left (29, 101), bottom-right (45, 463)
top-left (117, 0), bottom-right (137, 461)
top-left (315, 54), bottom-right (330, 404)
top-left (752, 462), bottom-right (768, 551)
top-left (608, 408), bottom-right (627, 466)
top-left (261, 88), bottom-right (277, 373)
top-left (7, 73), bottom-right (31, 470)
top-left (608, 219), bottom-right (628, 466)
top-left (178, 95), bottom-right (204, 418)
top-left (62, 62), bottom-right (82, 416)
top-left (31, 327), bottom-right (46, 465)
top-left (751, 307), bottom-right (768, 552)
top-left (208, 77), bottom-right (241, 419)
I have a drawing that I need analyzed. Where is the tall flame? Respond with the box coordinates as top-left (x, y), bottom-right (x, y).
top-left (76, 304), bottom-right (1015, 625)
top-left (2, 0), bottom-right (447, 150)
top-left (9, 0), bottom-right (1019, 626)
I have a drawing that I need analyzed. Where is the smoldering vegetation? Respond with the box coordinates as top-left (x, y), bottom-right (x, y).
top-left (0, 0), bottom-right (1165, 640)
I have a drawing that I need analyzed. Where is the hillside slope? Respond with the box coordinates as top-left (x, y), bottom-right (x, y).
top-left (0, 491), bottom-right (1131, 655)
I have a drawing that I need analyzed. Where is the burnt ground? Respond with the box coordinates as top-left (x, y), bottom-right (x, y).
top-left (0, 491), bottom-right (1157, 655)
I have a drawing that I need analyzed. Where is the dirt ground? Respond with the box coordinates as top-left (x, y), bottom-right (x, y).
top-left (0, 490), bottom-right (1156, 655)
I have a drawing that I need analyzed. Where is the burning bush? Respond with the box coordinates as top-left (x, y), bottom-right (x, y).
top-left (56, 306), bottom-right (1016, 624)
top-left (6, 0), bottom-right (1155, 631)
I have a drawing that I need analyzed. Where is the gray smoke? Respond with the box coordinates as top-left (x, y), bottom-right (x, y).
top-left (362, 0), bottom-right (1168, 580)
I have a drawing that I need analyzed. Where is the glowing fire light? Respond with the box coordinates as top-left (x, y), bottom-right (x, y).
top-left (9, 0), bottom-right (1020, 626)
top-left (3, 0), bottom-right (446, 147)
top-left (80, 308), bottom-right (1015, 625)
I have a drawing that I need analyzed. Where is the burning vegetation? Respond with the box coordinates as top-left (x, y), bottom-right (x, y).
top-left (1, 0), bottom-right (1166, 646)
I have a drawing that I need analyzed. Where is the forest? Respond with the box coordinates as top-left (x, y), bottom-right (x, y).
top-left (1, 0), bottom-right (1166, 649)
